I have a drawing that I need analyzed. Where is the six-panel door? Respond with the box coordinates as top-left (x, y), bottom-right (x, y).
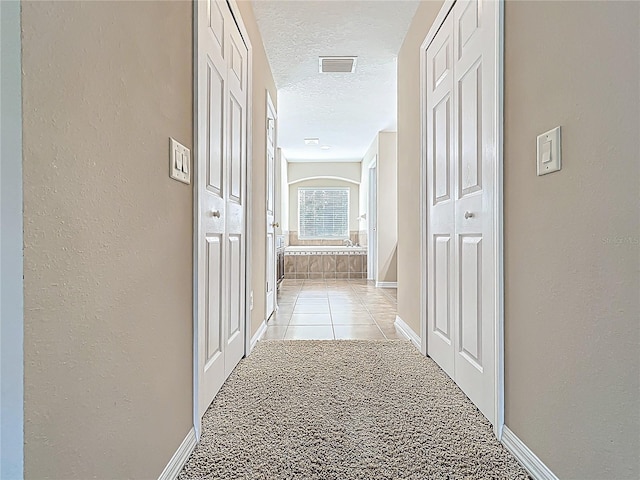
top-left (197, 0), bottom-right (248, 418)
top-left (426, 0), bottom-right (497, 424)
top-left (265, 101), bottom-right (276, 319)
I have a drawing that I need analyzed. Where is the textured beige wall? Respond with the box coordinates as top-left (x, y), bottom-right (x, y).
top-left (397, 0), bottom-right (444, 331)
top-left (503, 2), bottom-right (640, 478)
top-left (377, 132), bottom-right (398, 283)
top-left (21, 2), bottom-right (193, 478)
top-left (288, 162), bottom-right (362, 184)
top-left (236, 1), bottom-right (278, 336)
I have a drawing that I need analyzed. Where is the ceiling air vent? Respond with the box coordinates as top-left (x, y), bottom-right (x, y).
top-left (319, 56), bottom-right (358, 73)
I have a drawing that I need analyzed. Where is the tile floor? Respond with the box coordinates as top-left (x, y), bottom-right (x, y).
top-left (262, 279), bottom-right (405, 340)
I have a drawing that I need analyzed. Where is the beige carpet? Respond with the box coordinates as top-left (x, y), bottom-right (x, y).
top-left (179, 340), bottom-right (529, 480)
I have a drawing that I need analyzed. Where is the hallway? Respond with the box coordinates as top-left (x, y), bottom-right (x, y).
top-left (263, 280), bottom-right (403, 341)
top-left (5, 1), bottom-right (638, 478)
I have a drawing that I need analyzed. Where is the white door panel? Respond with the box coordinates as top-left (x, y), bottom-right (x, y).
top-left (426, 0), bottom-right (497, 425)
top-left (226, 234), bottom-right (244, 376)
top-left (228, 95), bottom-right (243, 203)
top-left (197, 0), bottom-right (248, 419)
top-left (207, 64), bottom-right (224, 196)
top-left (200, 234), bottom-right (224, 416)
top-left (266, 95), bottom-right (277, 318)
top-left (459, 234), bottom-right (482, 367)
top-left (223, 5), bottom-right (247, 385)
top-left (427, 12), bottom-right (456, 379)
top-left (453, 0), bottom-right (496, 422)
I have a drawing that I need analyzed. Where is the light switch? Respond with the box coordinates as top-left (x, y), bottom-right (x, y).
top-left (541, 140), bottom-right (552, 163)
top-left (537, 126), bottom-right (561, 176)
top-left (170, 138), bottom-right (191, 184)
top-left (182, 153), bottom-right (189, 175)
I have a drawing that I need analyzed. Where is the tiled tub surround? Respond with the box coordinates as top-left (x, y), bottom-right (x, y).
top-left (288, 231), bottom-right (360, 246)
top-left (284, 246), bottom-right (367, 279)
top-left (358, 230), bottom-right (368, 247)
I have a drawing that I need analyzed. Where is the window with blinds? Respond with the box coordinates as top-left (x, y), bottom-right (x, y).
top-left (298, 187), bottom-right (349, 239)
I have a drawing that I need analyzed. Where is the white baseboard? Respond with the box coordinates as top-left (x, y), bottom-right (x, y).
top-left (501, 426), bottom-right (558, 480)
top-left (250, 320), bottom-right (267, 352)
top-left (375, 281), bottom-right (398, 288)
top-left (158, 427), bottom-right (197, 480)
top-left (394, 316), bottom-right (421, 350)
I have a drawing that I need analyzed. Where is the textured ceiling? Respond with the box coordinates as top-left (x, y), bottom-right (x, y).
top-left (252, 0), bottom-right (419, 162)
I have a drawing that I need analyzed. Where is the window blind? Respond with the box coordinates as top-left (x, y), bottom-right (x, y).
top-left (298, 187), bottom-right (349, 239)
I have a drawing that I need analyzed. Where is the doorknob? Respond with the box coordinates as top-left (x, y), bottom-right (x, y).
top-left (212, 210), bottom-right (221, 218)
top-left (464, 211), bottom-right (474, 219)
top-left (272, 222), bottom-right (279, 228)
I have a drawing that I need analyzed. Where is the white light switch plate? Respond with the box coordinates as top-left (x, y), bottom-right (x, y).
top-left (537, 126), bottom-right (561, 176)
top-left (170, 138), bottom-right (191, 184)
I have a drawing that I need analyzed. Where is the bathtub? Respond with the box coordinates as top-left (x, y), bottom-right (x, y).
top-left (284, 246), bottom-right (368, 279)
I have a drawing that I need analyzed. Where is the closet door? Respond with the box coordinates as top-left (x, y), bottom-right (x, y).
top-left (223, 3), bottom-right (248, 379)
top-left (427, 0), bottom-right (498, 424)
top-left (197, 0), bottom-right (248, 418)
top-left (265, 96), bottom-right (277, 320)
top-left (452, 0), bottom-right (497, 424)
top-left (426, 12), bottom-right (456, 378)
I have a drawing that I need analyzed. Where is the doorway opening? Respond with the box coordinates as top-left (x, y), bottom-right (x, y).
top-left (252, 2), bottom-right (404, 339)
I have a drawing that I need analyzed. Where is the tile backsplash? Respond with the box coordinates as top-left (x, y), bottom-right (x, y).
top-left (358, 230), bottom-right (368, 247)
top-left (288, 231), bottom-right (361, 246)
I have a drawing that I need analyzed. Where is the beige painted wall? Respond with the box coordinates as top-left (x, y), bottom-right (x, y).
top-left (503, 2), bottom-right (639, 479)
top-left (397, 0), bottom-right (444, 332)
top-left (360, 132), bottom-right (398, 283)
top-left (21, 2), bottom-right (193, 478)
top-left (288, 161), bottom-right (362, 184)
top-left (289, 179), bottom-right (360, 232)
top-left (398, 1), bottom-right (639, 478)
top-left (280, 151), bottom-right (290, 234)
top-left (377, 132), bottom-right (398, 283)
top-left (236, 1), bottom-right (278, 337)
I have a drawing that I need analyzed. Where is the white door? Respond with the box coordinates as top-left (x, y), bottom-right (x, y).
top-left (426, 0), bottom-right (497, 423)
top-left (265, 93), bottom-right (277, 318)
top-left (196, 0), bottom-right (248, 418)
top-left (367, 164), bottom-right (377, 280)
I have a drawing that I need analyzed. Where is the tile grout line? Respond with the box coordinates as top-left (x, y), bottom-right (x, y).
top-left (327, 282), bottom-right (337, 340)
top-left (275, 279), bottom-right (398, 341)
top-left (353, 280), bottom-right (395, 340)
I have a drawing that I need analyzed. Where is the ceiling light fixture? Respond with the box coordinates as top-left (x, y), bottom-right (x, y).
top-left (304, 138), bottom-right (319, 145)
top-left (320, 145), bottom-right (331, 150)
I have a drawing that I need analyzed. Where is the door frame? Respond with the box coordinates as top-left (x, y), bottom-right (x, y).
top-left (366, 157), bottom-right (378, 281)
top-left (0, 1), bottom-right (25, 475)
top-left (418, 0), bottom-right (504, 439)
top-left (192, 0), bottom-right (254, 440)
top-left (264, 91), bottom-right (277, 320)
